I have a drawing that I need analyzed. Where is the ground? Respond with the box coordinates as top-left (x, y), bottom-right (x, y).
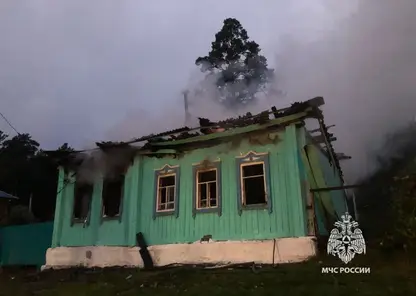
top-left (0, 252), bottom-right (415, 296)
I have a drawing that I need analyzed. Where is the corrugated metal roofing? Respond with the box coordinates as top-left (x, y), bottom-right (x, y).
top-left (46, 96), bottom-right (345, 181)
top-left (96, 96), bottom-right (325, 149)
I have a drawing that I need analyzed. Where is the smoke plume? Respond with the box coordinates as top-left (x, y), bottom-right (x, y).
top-left (276, 0), bottom-right (416, 182)
top-left (104, 0), bottom-right (416, 184)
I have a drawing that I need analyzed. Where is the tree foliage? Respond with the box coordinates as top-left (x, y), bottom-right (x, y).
top-left (0, 130), bottom-right (74, 224)
top-left (195, 18), bottom-right (274, 108)
top-left (355, 122), bottom-right (416, 251)
top-left (383, 172), bottom-right (416, 250)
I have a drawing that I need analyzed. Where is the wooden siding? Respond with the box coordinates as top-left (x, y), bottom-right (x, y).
top-left (52, 165), bottom-right (136, 247)
top-left (315, 146), bottom-right (349, 217)
top-left (52, 125), bottom-right (308, 247)
top-left (1, 222), bottom-right (53, 267)
top-left (138, 125), bottom-right (307, 245)
top-left (301, 141), bottom-right (348, 235)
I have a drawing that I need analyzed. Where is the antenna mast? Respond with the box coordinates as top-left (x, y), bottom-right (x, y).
top-left (183, 90), bottom-right (191, 126)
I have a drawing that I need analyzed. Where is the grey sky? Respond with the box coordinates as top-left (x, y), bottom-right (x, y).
top-left (1, 0), bottom-right (415, 182)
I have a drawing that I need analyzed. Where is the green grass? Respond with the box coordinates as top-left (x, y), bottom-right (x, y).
top-left (1, 252), bottom-right (415, 296)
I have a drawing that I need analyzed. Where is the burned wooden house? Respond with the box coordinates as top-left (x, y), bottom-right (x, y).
top-left (44, 97), bottom-right (349, 269)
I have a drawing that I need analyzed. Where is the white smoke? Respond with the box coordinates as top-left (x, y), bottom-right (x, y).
top-left (106, 0), bottom-right (416, 184)
top-left (266, 0), bottom-right (416, 183)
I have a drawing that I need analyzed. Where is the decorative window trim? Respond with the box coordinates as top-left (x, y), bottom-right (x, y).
top-left (153, 164), bottom-right (180, 219)
top-left (192, 159), bottom-right (222, 217)
top-left (70, 181), bottom-right (93, 227)
top-left (100, 174), bottom-right (125, 223)
top-left (236, 151), bottom-right (272, 215)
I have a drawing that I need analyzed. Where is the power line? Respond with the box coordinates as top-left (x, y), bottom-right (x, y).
top-left (0, 111), bottom-right (19, 135)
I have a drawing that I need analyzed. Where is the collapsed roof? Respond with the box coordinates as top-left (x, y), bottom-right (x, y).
top-left (96, 97), bottom-right (325, 148)
top-left (47, 96), bottom-right (348, 181)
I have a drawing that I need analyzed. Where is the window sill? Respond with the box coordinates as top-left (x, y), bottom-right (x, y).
top-left (155, 210), bottom-right (175, 217)
top-left (71, 218), bottom-right (89, 226)
top-left (193, 207), bottom-right (221, 216)
top-left (241, 204), bottom-right (268, 211)
top-left (101, 215), bottom-right (122, 222)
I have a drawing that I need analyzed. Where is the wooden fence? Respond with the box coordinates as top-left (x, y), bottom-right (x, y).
top-left (0, 222), bottom-right (53, 267)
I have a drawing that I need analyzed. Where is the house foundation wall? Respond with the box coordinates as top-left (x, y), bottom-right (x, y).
top-left (42, 236), bottom-right (317, 270)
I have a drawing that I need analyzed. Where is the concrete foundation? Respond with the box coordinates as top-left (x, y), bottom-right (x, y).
top-left (42, 236), bottom-right (317, 270)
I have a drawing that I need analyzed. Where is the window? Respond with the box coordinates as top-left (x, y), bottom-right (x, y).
top-left (192, 160), bottom-right (222, 217)
top-left (236, 151), bottom-right (272, 215)
top-left (102, 174), bottom-right (124, 219)
top-left (241, 163), bottom-right (267, 205)
top-left (153, 165), bottom-right (180, 218)
top-left (196, 169), bottom-right (218, 209)
top-left (157, 175), bottom-right (176, 211)
top-left (72, 182), bottom-right (93, 224)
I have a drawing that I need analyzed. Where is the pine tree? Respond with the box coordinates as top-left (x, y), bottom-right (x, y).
top-left (195, 18), bottom-right (274, 108)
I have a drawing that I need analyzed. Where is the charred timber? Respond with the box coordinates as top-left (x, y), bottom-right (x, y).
top-left (310, 184), bottom-right (365, 192)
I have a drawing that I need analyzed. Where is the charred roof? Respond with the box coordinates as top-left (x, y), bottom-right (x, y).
top-left (127, 96), bottom-right (325, 146)
top-left (48, 96), bottom-right (346, 179)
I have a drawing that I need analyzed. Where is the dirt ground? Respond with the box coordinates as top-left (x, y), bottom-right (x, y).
top-left (0, 252), bottom-right (415, 296)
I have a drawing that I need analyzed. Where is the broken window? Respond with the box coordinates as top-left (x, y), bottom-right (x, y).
top-left (157, 175), bottom-right (176, 212)
top-left (73, 182), bottom-right (93, 221)
top-left (196, 169), bottom-right (218, 209)
top-left (241, 163), bottom-right (267, 205)
top-left (102, 174), bottom-right (124, 218)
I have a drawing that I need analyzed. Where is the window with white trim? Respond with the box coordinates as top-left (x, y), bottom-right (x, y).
top-left (156, 174), bottom-right (176, 211)
top-left (196, 168), bottom-right (218, 209)
top-left (241, 162), bottom-right (267, 205)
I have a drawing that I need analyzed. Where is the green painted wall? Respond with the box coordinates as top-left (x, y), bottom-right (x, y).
top-left (0, 222), bottom-right (53, 267)
top-left (301, 139), bottom-right (348, 235)
top-left (137, 125), bottom-right (307, 245)
top-left (315, 148), bottom-right (348, 218)
top-left (52, 164), bottom-right (137, 247)
top-left (296, 127), bottom-right (308, 228)
top-left (52, 125), bottom-right (309, 247)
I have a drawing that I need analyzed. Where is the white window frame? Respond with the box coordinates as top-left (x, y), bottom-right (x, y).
top-left (156, 173), bottom-right (176, 212)
top-left (240, 161), bottom-right (268, 206)
top-left (195, 168), bottom-right (218, 210)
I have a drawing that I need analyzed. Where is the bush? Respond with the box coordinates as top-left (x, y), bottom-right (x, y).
top-left (381, 172), bottom-right (416, 251)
